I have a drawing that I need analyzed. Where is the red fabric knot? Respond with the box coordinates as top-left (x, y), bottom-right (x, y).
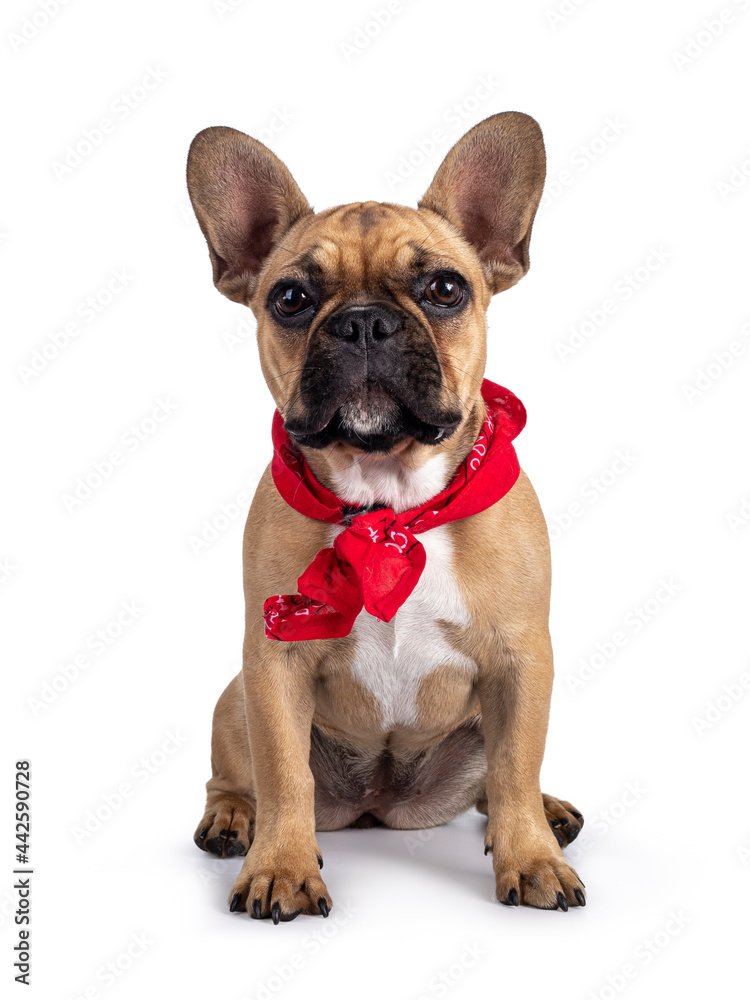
top-left (263, 510), bottom-right (426, 641)
top-left (263, 379), bottom-right (526, 641)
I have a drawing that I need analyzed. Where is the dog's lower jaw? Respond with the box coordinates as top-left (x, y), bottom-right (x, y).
top-left (287, 407), bottom-right (461, 453)
top-left (337, 390), bottom-right (402, 438)
top-left (300, 397), bottom-right (487, 513)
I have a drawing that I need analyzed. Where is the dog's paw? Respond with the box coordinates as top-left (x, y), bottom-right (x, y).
top-left (193, 793), bottom-right (255, 858)
top-left (542, 793), bottom-right (584, 848)
top-left (492, 853), bottom-right (586, 910)
top-left (495, 858), bottom-right (585, 910)
top-left (227, 844), bottom-right (332, 923)
top-left (485, 831), bottom-right (586, 910)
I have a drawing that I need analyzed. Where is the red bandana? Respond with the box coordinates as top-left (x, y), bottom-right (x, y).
top-left (263, 379), bottom-right (526, 641)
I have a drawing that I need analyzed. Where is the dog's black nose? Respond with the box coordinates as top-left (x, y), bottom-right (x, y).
top-left (328, 304), bottom-right (402, 345)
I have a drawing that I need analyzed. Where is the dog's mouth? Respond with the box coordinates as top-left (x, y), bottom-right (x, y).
top-left (285, 383), bottom-right (462, 453)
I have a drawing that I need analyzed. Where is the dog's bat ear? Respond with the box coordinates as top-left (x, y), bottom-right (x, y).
top-left (187, 126), bottom-right (312, 303)
top-left (419, 112), bottom-right (546, 294)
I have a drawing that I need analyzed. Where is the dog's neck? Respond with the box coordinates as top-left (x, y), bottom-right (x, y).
top-left (300, 400), bottom-right (486, 514)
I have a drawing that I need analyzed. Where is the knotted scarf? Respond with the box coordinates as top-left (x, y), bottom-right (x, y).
top-left (263, 379), bottom-right (526, 641)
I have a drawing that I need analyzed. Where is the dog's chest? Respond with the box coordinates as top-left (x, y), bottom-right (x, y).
top-left (343, 525), bottom-right (478, 729)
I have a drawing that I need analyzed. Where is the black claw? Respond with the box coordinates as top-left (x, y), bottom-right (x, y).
top-left (508, 888), bottom-right (519, 906)
top-left (557, 892), bottom-right (568, 912)
top-left (318, 898), bottom-right (329, 917)
top-left (251, 899), bottom-right (262, 919)
top-left (193, 828), bottom-right (209, 849)
top-left (317, 854), bottom-right (323, 870)
top-left (229, 892), bottom-right (242, 913)
top-left (484, 844), bottom-right (492, 855)
top-left (271, 902), bottom-right (281, 925)
top-left (571, 810), bottom-right (583, 820)
top-left (219, 828), bottom-right (238, 839)
top-left (550, 818), bottom-right (563, 828)
top-left (575, 888), bottom-right (586, 906)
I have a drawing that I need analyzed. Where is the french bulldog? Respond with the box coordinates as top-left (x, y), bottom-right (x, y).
top-left (186, 111), bottom-right (585, 922)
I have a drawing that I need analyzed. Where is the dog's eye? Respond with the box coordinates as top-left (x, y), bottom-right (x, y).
top-left (275, 284), bottom-right (311, 317)
top-left (426, 276), bottom-right (463, 307)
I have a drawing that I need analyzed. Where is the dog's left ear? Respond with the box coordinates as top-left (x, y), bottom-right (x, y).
top-left (419, 112), bottom-right (546, 294)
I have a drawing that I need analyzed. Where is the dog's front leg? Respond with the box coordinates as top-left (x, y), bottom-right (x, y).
top-left (478, 629), bottom-right (586, 910)
top-left (228, 637), bottom-right (331, 923)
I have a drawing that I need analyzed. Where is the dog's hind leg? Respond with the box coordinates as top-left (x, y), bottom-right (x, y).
top-left (475, 791), bottom-right (584, 848)
top-left (541, 793), bottom-right (584, 848)
top-left (193, 673), bottom-right (256, 859)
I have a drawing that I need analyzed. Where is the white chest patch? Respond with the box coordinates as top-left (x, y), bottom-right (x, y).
top-left (331, 452), bottom-right (449, 513)
top-left (345, 524), bottom-right (477, 729)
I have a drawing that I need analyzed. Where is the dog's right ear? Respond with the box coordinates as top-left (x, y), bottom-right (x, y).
top-left (186, 126), bottom-right (312, 304)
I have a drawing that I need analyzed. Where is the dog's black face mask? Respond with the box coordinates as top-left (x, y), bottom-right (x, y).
top-left (272, 285), bottom-right (467, 452)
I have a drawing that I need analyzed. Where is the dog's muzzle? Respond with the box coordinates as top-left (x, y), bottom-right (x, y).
top-left (284, 301), bottom-right (462, 451)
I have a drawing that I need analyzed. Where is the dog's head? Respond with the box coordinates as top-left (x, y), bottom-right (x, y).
top-left (187, 113), bottom-right (545, 460)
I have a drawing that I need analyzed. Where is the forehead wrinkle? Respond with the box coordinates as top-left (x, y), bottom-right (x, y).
top-left (355, 230), bottom-right (408, 293)
top-left (297, 236), bottom-right (344, 284)
top-left (270, 245), bottom-right (324, 280)
top-left (313, 222), bottom-right (375, 289)
top-left (298, 245), bottom-right (323, 274)
top-left (411, 247), bottom-right (471, 271)
top-left (363, 238), bottom-right (417, 288)
top-left (291, 206), bottom-right (474, 294)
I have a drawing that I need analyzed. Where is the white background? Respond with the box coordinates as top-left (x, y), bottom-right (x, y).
top-left (3, 0), bottom-right (749, 997)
